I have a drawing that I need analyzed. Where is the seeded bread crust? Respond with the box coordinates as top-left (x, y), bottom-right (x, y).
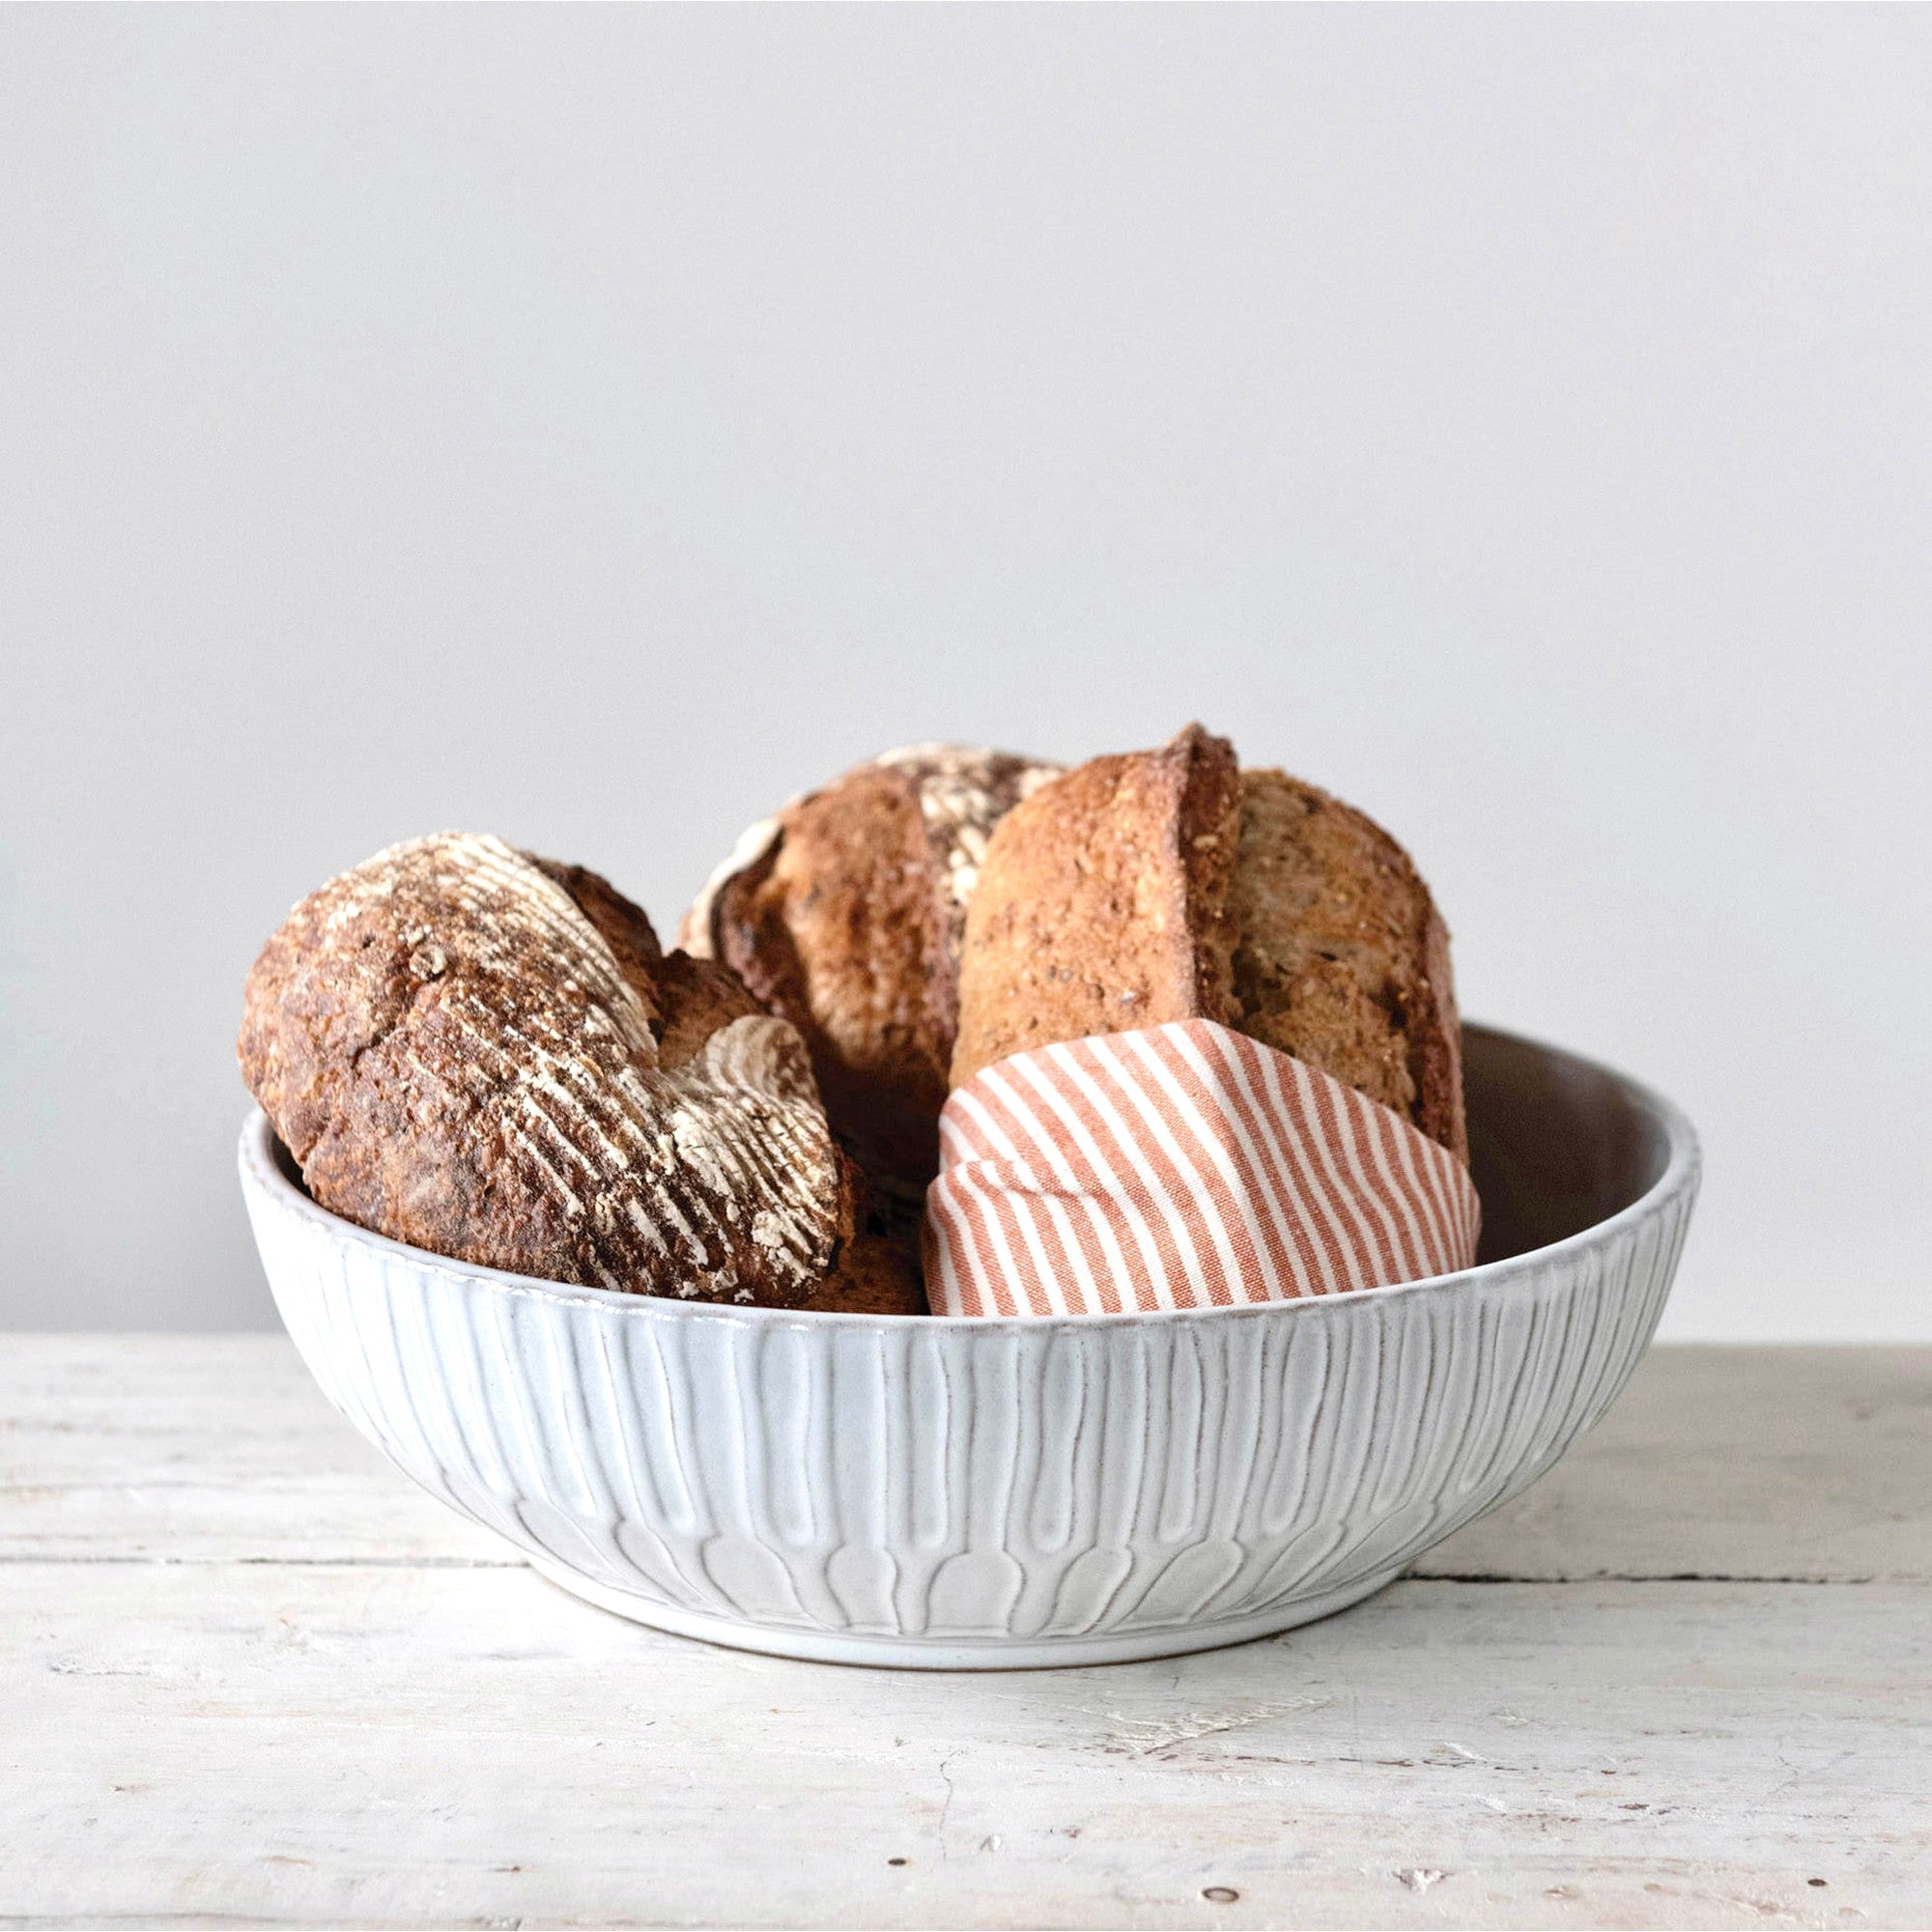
top-left (680, 746), bottom-right (1059, 1188)
top-left (1232, 770), bottom-right (1466, 1162)
top-left (949, 724), bottom-right (1241, 1085)
top-left (951, 733), bottom-right (1468, 1162)
top-left (238, 833), bottom-right (855, 1306)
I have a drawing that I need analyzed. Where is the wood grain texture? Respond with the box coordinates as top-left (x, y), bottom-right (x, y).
top-left (2, 1339), bottom-right (1928, 1930)
top-left (1417, 1344), bottom-right (1932, 1584)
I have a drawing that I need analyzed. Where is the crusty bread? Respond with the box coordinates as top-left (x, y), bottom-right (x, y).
top-left (809, 1235), bottom-right (928, 1315)
top-left (809, 1181), bottom-right (929, 1316)
top-left (238, 833), bottom-right (857, 1306)
top-left (949, 724), bottom-right (1241, 1083)
top-left (1231, 769), bottom-right (1465, 1161)
top-left (951, 731), bottom-right (1467, 1161)
top-left (679, 745), bottom-right (1060, 1189)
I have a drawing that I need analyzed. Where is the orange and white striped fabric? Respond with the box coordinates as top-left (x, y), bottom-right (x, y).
top-left (923, 1019), bottom-right (1480, 1318)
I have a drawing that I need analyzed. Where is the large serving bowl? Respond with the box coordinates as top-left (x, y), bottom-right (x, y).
top-left (239, 1023), bottom-right (1698, 1668)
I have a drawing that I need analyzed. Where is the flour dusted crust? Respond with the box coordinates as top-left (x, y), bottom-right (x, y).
top-left (952, 728), bottom-right (1468, 1162)
top-left (872, 744), bottom-right (1064, 959)
top-left (238, 834), bottom-right (854, 1306)
top-left (679, 745), bottom-right (1060, 1188)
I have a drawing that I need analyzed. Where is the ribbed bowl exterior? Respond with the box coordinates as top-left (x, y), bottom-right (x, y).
top-left (239, 1045), bottom-right (1697, 1666)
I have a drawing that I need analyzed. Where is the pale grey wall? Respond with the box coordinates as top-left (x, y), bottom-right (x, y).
top-left (3, 6), bottom-right (1927, 1336)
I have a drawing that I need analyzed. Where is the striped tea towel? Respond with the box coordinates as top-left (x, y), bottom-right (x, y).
top-left (923, 1019), bottom-right (1480, 1318)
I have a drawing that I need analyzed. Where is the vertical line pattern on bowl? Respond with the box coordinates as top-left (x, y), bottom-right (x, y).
top-left (242, 1118), bottom-right (1698, 1654)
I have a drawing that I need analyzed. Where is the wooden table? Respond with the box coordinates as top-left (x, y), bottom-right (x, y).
top-left (2, 1339), bottom-right (1927, 1930)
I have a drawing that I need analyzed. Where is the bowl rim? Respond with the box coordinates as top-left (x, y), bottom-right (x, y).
top-left (239, 1020), bottom-right (1700, 1331)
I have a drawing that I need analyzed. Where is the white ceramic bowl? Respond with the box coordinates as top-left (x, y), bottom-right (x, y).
top-left (239, 1024), bottom-right (1698, 1668)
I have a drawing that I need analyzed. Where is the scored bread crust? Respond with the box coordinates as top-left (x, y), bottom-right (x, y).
top-left (951, 731), bottom-right (1468, 1163)
top-left (949, 724), bottom-right (1241, 1086)
top-left (238, 833), bottom-right (854, 1306)
top-left (679, 745), bottom-right (1060, 1188)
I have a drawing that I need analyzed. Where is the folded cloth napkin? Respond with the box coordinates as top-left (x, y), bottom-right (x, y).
top-left (923, 1019), bottom-right (1480, 1318)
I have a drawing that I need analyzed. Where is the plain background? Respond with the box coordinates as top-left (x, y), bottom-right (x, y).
top-left (3, 6), bottom-right (1927, 1336)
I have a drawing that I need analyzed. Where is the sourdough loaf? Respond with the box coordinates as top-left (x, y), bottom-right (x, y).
top-left (679, 744), bottom-right (1060, 1189)
top-left (239, 833), bottom-right (859, 1306)
top-left (952, 728), bottom-right (1467, 1161)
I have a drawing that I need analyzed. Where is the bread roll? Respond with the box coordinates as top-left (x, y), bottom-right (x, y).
top-left (239, 833), bottom-right (859, 1306)
top-left (679, 744), bottom-right (1060, 1189)
top-left (952, 727), bottom-right (1467, 1161)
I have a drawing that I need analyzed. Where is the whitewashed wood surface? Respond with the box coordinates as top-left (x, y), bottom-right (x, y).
top-left (1, 1337), bottom-right (1927, 1930)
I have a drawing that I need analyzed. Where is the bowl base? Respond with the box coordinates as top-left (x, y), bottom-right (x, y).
top-left (526, 1555), bottom-right (1406, 1670)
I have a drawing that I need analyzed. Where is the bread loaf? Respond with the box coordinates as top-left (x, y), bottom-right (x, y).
top-left (952, 727), bottom-right (1467, 1161)
top-left (239, 833), bottom-right (859, 1306)
top-left (947, 724), bottom-right (1240, 1081)
top-left (1231, 766), bottom-right (1465, 1160)
top-left (808, 1187), bottom-right (929, 1316)
top-left (679, 744), bottom-right (1060, 1189)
